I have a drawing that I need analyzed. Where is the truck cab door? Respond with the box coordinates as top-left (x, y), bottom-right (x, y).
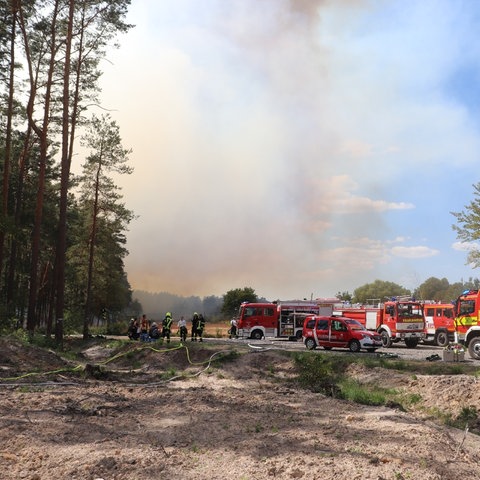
top-left (242, 306), bottom-right (260, 329)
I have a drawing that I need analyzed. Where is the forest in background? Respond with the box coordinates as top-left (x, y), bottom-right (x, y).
top-left (0, 1), bottom-right (134, 341)
top-left (132, 290), bottom-right (224, 322)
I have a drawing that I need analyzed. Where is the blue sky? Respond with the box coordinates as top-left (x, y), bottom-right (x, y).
top-left (97, 0), bottom-right (480, 300)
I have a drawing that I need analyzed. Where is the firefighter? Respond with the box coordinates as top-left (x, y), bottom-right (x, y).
top-left (162, 312), bottom-right (173, 343)
top-left (191, 313), bottom-right (199, 341)
top-left (149, 321), bottom-right (161, 340)
top-left (127, 318), bottom-right (139, 340)
top-left (229, 318), bottom-right (238, 339)
top-left (197, 314), bottom-right (206, 342)
top-left (177, 316), bottom-right (188, 342)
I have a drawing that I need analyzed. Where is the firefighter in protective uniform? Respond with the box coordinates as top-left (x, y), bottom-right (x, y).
top-left (197, 314), bottom-right (206, 342)
top-left (191, 313), bottom-right (199, 341)
top-left (162, 312), bottom-right (173, 343)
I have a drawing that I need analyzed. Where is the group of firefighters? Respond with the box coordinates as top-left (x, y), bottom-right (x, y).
top-left (127, 312), bottom-right (206, 343)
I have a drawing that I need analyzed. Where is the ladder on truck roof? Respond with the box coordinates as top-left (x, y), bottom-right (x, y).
top-left (365, 299), bottom-right (381, 308)
top-left (390, 295), bottom-right (415, 302)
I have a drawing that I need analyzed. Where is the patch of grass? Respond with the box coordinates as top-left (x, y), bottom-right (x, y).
top-left (267, 364), bottom-right (276, 375)
top-left (104, 339), bottom-right (125, 350)
top-left (424, 406), bottom-right (452, 424)
top-left (59, 349), bottom-right (82, 362)
top-left (161, 367), bottom-right (177, 379)
top-left (338, 378), bottom-right (393, 406)
top-left (409, 404), bottom-right (479, 433)
top-left (358, 355), bottom-right (406, 371)
top-left (191, 443), bottom-right (199, 453)
top-left (18, 385), bottom-right (34, 393)
top-left (419, 457), bottom-right (429, 469)
top-left (245, 422), bottom-right (264, 434)
top-left (446, 406), bottom-right (478, 430)
top-left (401, 393), bottom-right (423, 406)
top-left (13, 330), bottom-right (55, 349)
top-left (295, 349), bottom-right (479, 382)
top-left (292, 350), bottom-right (480, 413)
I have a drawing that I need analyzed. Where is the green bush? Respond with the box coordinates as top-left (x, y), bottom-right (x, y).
top-left (107, 320), bottom-right (129, 336)
top-left (293, 352), bottom-right (347, 396)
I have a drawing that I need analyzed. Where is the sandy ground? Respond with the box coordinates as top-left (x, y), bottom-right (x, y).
top-left (0, 333), bottom-right (480, 480)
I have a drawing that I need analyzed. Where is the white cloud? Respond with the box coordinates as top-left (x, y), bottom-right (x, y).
top-left (452, 241), bottom-right (480, 252)
top-left (391, 246), bottom-right (440, 259)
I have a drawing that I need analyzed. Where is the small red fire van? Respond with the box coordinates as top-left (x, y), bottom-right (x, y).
top-left (302, 315), bottom-right (383, 353)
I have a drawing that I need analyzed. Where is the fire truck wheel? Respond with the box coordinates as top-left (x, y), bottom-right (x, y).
top-left (404, 337), bottom-right (419, 348)
top-left (348, 339), bottom-right (361, 353)
top-left (250, 330), bottom-right (263, 340)
top-left (305, 338), bottom-right (316, 350)
top-left (434, 330), bottom-right (449, 348)
top-left (468, 337), bottom-right (480, 360)
top-left (380, 330), bottom-right (392, 348)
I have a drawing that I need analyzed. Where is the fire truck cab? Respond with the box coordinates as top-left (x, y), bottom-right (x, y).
top-left (423, 302), bottom-right (454, 347)
top-left (453, 289), bottom-right (480, 360)
top-left (335, 296), bottom-right (426, 348)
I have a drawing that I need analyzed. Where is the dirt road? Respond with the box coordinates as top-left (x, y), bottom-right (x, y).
top-left (205, 334), bottom-right (475, 363)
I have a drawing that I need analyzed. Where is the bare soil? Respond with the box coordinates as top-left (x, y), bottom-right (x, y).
top-left (1, 331), bottom-right (480, 480)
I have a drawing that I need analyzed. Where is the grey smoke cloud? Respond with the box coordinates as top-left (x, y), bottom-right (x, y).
top-left (98, 0), bottom-right (480, 299)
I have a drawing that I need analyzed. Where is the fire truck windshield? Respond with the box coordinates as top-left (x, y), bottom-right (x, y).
top-left (398, 304), bottom-right (422, 317)
top-left (242, 306), bottom-right (275, 317)
top-left (459, 300), bottom-right (475, 315)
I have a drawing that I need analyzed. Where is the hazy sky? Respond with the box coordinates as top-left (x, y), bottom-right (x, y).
top-left (97, 0), bottom-right (480, 300)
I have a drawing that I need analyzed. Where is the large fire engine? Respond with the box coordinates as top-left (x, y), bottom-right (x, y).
top-left (422, 302), bottom-right (454, 347)
top-left (237, 299), bottom-right (337, 340)
top-left (334, 296), bottom-right (426, 348)
top-left (452, 289), bottom-right (480, 360)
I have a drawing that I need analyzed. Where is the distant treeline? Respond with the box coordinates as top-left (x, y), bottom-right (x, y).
top-left (132, 290), bottom-right (224, 322)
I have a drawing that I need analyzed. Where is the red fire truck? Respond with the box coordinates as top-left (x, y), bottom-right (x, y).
top-left (422, 302), bottom-right (455, 347)
top-left (334, 296), bottom-right (426, 348)
top-left (452, 289), bottom-right (480, 360)
top-left (237, 299), bottom-right (337, 340)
